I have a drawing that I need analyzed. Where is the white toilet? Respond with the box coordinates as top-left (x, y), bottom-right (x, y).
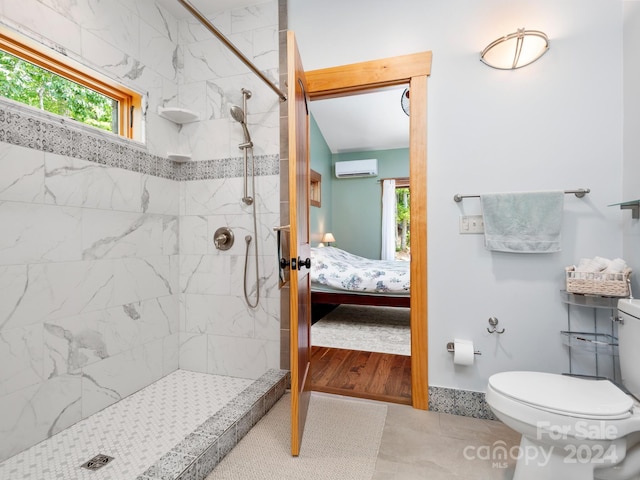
top-left (486, 299), bottom-right (640, 480)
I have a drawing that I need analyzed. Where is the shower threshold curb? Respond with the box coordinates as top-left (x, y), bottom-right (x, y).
top-left (136, 368), bottom-right (290, 480)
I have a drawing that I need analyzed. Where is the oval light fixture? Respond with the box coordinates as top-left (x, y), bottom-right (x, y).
top-left (480, 28), bottom-right (549, 70)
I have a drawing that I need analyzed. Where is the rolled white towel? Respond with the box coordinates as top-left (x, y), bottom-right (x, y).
top-left (594, 256), bottom-right (612, 270)
top-left (603, 258), bottom-right (627, 274)
top-left (576, 258), bottom-right (606, 273)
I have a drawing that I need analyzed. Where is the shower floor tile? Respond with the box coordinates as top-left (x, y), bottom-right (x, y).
top-left (0, 370), bottom-right (252, 480)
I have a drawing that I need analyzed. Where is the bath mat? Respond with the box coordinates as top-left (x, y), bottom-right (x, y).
top-left (312, 304), bottom-right (410, 355)
top-left (207, 392), bottom-right (387, 480)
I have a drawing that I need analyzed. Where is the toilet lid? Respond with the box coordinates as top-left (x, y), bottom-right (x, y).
top-left (489, 371), bottom-right (633, 419)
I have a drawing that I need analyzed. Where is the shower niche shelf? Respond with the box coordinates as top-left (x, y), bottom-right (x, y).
top-left (167, 152), bottom-right (192, 163)
top-left (158, 107), bottom-right (199, 124)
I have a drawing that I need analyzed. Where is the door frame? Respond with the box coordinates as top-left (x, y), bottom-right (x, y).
top-left (305, 52), bottom-right (432, 409)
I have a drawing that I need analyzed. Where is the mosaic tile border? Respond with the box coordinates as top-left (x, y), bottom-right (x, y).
top-left (428, 386), bottom-right (497, 421)
top-left (0, 100), bottom-right (279, 182)
top-left (136, 369), bottom-right (289, 480)
top-left (173, 154), bottom-right (280, 182)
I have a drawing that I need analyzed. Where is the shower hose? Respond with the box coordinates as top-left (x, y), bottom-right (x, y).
top-left (243, 148), bottom-right (260, 308)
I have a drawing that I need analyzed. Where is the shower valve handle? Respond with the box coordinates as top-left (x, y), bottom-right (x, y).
top-left (213, 227), bottom-right (234, 251)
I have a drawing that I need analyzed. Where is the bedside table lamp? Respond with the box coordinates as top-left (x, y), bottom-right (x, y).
top-left (321, 232), bottom-right (336, 247)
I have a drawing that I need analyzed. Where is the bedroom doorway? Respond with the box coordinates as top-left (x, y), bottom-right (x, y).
top-left (304, 52), bottom-right (431, 410)
top-left (310, 304), bottom-right (412, 404)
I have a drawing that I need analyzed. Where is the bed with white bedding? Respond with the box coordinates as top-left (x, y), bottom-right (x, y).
top-left (310, 247), bottom-right (410, 307)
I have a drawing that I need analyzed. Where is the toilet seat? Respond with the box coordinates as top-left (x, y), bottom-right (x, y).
top-left (489, 371), bottom-right (633, 420)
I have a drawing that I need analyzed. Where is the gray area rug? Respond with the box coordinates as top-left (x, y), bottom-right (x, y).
top-left (208, 392), bottom-right (387, 480)
top-left (312, 304), bottom-right (410, 355)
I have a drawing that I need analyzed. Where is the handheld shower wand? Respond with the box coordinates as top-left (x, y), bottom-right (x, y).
top-left (230, 88), bottom-right (254, 205)
top-left (231, 88), bottom-right (260, 309)
top-left (230, 88), bottom-right (253, 149)
top-left (229, 105), bottom-right (253, 149)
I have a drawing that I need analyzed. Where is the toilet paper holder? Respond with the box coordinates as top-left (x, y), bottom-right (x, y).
top-left (446, 342), bottom-right (482, 355)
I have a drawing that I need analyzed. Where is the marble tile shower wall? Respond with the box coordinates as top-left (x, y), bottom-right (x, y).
top-left (0, 0), bottom-right (184, 464)
top-left (0, 140), bottom-right (180, 463)
top-left (176, 0), bottom-right (282, 381)
top-left (178, 173), bottom-right (281, 380)
top-left (175, 1), bottom-right (281, 161)
top-left (0, 0), bottom-right (283, 464)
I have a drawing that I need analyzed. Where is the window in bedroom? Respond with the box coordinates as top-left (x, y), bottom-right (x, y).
top-left (395, 178), bottom-right (410, 261)
top-left (310, 169), bottom-right (321, 207)
top-left (0, 29), bottom-right (141, 139)
top-left (381, 177), bottom-right (410, 261)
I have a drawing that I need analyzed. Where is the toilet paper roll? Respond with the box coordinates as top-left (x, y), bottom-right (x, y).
top-left (453, 339), bottom-right (475, 366)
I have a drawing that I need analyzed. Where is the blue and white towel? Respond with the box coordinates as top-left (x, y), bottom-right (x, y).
top-left (480, 190), bottom-right (564, 253)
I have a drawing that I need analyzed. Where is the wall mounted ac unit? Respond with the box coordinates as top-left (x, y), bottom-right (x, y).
top-left (334, 159), bottom-right (378, 178)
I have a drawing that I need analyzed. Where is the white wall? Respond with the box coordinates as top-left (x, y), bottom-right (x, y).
top-left (623, 1), bottom-right (640, 294)
top-left (290, 0), bottom-right (625, 391)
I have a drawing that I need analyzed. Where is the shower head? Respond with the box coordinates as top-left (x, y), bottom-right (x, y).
top-left (230, 104), bottom-right (245, 124)
top-left (230, 104), bottom-right (253, 148)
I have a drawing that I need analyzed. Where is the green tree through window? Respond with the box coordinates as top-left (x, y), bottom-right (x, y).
top-left (0, 50), bottom-right (116, 133)
top-left (396, 187), bottom-right (410, 256)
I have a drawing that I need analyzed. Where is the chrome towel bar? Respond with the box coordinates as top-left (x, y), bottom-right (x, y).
top-left (453, 188), bottom-right (590, 203)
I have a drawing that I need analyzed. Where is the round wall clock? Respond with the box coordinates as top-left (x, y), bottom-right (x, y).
top-left (401, 88), bottom-right (410, 116)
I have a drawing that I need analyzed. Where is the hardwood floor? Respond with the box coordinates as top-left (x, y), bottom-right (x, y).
top-left (310, 346), bottom-right (412, 405)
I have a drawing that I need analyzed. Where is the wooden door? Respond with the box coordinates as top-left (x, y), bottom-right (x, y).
top-left (287, 30), bottom-right (312, 456)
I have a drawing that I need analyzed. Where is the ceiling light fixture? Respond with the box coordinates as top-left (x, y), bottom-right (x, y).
top-left (480, 28), bottom-right (549, 70)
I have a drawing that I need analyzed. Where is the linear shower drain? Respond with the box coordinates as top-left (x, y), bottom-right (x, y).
top-left (80, 454), bottom-right (114, 470)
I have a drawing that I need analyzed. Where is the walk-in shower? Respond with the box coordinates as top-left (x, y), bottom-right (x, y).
top-left (231, 88), bottom-right (260, 308)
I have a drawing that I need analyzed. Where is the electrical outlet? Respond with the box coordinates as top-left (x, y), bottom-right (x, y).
top-left (459, 215), bottom-right (484, 234)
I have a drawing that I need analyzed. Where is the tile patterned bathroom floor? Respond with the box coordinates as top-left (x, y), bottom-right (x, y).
top-left (373, 401), bottom-right (521, 479)
top-left (0, 370), bottom-right (253, 480)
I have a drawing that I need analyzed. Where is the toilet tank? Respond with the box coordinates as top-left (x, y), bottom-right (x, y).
top-left (618, 299), bottom-right (640, 399)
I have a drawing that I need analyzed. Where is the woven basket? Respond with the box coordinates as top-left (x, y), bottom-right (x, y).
top-left (565, 266), bottom-right (632, 297)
